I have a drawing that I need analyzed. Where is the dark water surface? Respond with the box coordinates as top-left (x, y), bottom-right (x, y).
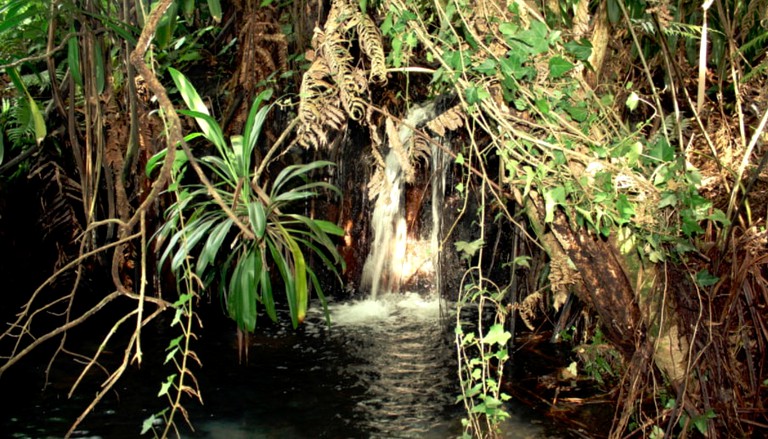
top-left (2, 293), bottom-right (560, 438)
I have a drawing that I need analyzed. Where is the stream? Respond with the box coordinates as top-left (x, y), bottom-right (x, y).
top-left (2, 292), bottom-right (562, 438)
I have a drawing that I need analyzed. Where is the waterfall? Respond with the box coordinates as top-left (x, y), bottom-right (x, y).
top-left (361, 102), bottom-right (437, 299)
top-left (430, 141), bottom-right (449, 296)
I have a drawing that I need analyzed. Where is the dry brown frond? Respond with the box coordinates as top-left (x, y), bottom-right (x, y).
top-left (427, 104), bottom-right (465, 137)
top-left (357, 14), bottom-right (387, 84)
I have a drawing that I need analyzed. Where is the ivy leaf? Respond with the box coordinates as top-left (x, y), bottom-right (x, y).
top-left (544, 186), bottom-right (566, 223)
top-left (455, 238), bottom-right (485, 260)
top-left (548, 56), bottom-right (574, 79)
top-left (707, 209), bottom-right (730, 225)
top-left (474, 58), bottom-right (497, 75)
top-left (465, 86), bottom-right (490, 104)
top-left (626, 92), bottom-right (640, 111)
top-left (158, 374), bottom-right (177, 397)
top-left (658, 191), bottom-right (678, 208)
top-left (564, 39), bottom-right (593, 61)
top-left (562, 102), bottom-right (588, 122)
top-left (616, 194), bottom-right (635, 223)
top-left (696, 270), bottom-right (719, 287)
top-left (498, 22), bottom-right (518, 36)
top-left (649, 138), bottom-right (674, 162)
top-left (482, 324), bottom-right (511, 346)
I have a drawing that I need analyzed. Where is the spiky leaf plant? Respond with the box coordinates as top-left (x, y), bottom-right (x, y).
top-left (154, 68), bottom-right (344, 332)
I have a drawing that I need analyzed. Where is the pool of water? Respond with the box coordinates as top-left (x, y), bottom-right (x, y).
top-left (2, 292), bottom-right (561, 438)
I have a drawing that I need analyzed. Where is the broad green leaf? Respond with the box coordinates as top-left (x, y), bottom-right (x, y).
top-left (260, 261), bottom-right (277, 322)
top-left (512, 20), bottom-right (549, 55)
top-left (68, 31), bottom-right (82, 88)
top-left (548, 56), bottom-right (574, 79)
top-left (562, 102), bottom-right (588, 122)
top-left (658, 191), bottom-right (678, 208)
top-left (145, 147), bottom-right (188, 178)
top-left (141, 414), bottom-right (157, 435)
top-left (29, 97), bottom-right (46, 145)
top-left (197, 218), bottom-right (233, 275)
top-left (498, 22), bottom-right (518, 36)
top-left (177, 109), bottom-right (227, 153)
top-left (242, 89), bottom-right (273, 168)
top-left (207, 0), bottom-right (222, 22)
top-left (171, 216), bottom-right (217, 271)
top-left (616, 194), bottom-right (635, 223)
top-left (169, 68), bottom-right (228, 151)
top-left (271, 160), bottom-right (335, 197)
top-left (155, 0), bottom-right (178, 49)
top-left (648, 136), bottom-right (675, 162)
top-left (94, 40), bottom-right (105, 94)
top-left (182, 0), bottom-right (195, 18)
top-left (607, 0), bottom-right (620, 23)
top-left (267, 237), bottom-right (298, 327)
top-left (248, 201), bottom-right (267, 239)
top-left (707, 209), bottom-right (730, 225)
top-left (284, 229), bottom-right (308, 324)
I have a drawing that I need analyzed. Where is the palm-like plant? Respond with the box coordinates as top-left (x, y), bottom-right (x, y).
top-left (154, 68), bottom-right (343, 333)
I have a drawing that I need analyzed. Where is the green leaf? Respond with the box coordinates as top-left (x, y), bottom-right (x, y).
top-left (181, 0), bottom-right (195, 18)
top-left (544, 186), bottom-right (566, 223)
top-left (465, 86), bottom-right (490, 104)
top-left (607, 0), bottom-right (620, 23)
top-left (483, 324), bottom-right (511, 346)
top-left (564, 39), bottom-right (593, 61)
top-left (207, 0), bottom-right (222, 22)
top-left (626, 92), bottom-right (640, 111)
top-left (707, 209), bottom-right (730, 226)
top-left (454, 239), bottom-right (484, 260)
top-left (67, 31), bottom-right (82, 88)
top-left (169, 68), bottom-right (228, 151)
top-left (498, 22), bottom-right (518, 36)
top-left (248, 201), bottom-right (267, 239)
top-left (695, 270), bottom-right (719, 287)
top-left (94, 40), bottom-right (105, 95)
top-left (473, 58), bottom-right (497, 75)
top-left (158, 374), bottom-right (177, 397)
top-left (512, 20), bottom-right (549, 55)
top-left (242, 89), bottom-right (273, 169)
top-left (562, 102), bottom-right (588, 122)
top-left (29, 97), bottom-right (46, 146)
top-left (616, 194), bottom-right (635, 223)
top-left (197, 218), bottom-right (233, 275)
top-left (155, 0), bottom-right (178, 49)
top-left (548, 56), bottom-right (574, 79)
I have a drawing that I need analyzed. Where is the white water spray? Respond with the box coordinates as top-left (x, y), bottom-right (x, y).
top-left (361, 102), bottom-right (437, 298)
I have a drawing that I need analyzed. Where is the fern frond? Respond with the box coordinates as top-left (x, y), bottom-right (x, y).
top-left (357, 15), bottom-right (387, 84)
top-left (427, 104), bottom-right (465, 137)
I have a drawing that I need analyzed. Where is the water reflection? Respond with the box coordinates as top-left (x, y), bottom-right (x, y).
top-left (2, 293), bottom-right (557, 438)
top-left (190, 292), bottom-right (555, 438)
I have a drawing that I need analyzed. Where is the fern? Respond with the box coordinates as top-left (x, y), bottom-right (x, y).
top-left (4, 98), bottom-right (36, 148)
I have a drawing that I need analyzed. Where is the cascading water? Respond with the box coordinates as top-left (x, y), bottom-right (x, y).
top-left (361, 102), bottom-right (438, 299)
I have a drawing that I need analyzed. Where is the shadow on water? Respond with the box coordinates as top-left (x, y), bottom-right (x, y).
top-left (2, 292), bottom-right (565, 439)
